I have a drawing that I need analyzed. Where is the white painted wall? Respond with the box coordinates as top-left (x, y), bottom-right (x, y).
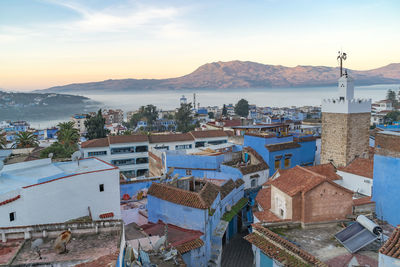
top-left (149, 140), bottom-right (195, 151)
top-left (0, 168), bottom-right (121, 227)
top-left (379, 253), bottom-right (400, 267)
top-left (243, 169), bottom-right (269, 189)
top-left (335, 171), bottom-right (372, 196)
top-left (322, 99), bottom-right (371, 114)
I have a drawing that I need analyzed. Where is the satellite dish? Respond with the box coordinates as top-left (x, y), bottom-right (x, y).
top-left (71, 151), bottom-right (83, 161)
top-left (48, 153), bottom-right (54, 159)
top-left (31, 238), bottom-right (44, 250)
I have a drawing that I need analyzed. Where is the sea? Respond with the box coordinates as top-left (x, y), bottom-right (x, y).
top-left (29, 84), bottom-right (400, 129)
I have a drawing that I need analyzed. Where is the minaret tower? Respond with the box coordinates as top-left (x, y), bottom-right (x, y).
top-left (320, 52), bottom-right (371, 167)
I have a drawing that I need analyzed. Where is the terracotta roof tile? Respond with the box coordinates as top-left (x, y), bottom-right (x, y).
top-left (235, 179), bottom-right (245, 188)
top-left (148, 182), bottom-right (219, 209)
top-left (265, 142), bottom-right (301, 152)
top-left (189, 130), bottom-right (228, 138)
top-left (176, 238), bottom-right (204, 254)
top-left (293, 136), bottom-right (318, 142)
top-left (338, 158), bottom-right (374, 179)
top-left (108, 134), bottom-right (148, 144)
top-left (148, 133), bottom-right (194, 143)
top-left (219, 180), bottom-right (236, 199)
top-left (353, 196), bottom-right (374, 206)
top-left (81, 138), bottom-right (109, 148)
top-left (255, 187), bottom-right (271, 211)
top-left (99, 212), bottom-right (114, 219)
top-left (380, 226), bottom-right (400, 258)
top-left (268, 166), bottom-right (352, 197)
top-left (244, 224), bottom-right (328, 267)
top-left (304, 163), bottom-right (342, 181)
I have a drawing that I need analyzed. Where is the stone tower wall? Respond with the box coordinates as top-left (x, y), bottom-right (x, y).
top-left (321, 112), bottom-right (370, 167)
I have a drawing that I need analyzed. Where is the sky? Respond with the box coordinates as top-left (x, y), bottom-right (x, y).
top-left (1, 0), bottom-right (400, 91)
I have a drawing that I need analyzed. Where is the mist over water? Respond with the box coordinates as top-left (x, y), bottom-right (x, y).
top-left (29, 84), bottom-right (399, 129)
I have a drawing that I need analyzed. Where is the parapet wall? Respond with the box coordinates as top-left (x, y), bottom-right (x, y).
top-left (322, 98), bottom-right (371, 114)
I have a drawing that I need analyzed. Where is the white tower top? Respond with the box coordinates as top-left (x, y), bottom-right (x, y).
top-left (338, 73), bottom-right (354, 101)
top-left (180, 95), bottom-right (187, 105)
top-left (322, 52), bottom-right (371, 114)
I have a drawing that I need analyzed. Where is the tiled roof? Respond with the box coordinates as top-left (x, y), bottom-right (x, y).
top-left (176, 238), bottom-right (204, 254)
top-left (142, 221), bottom-right (204, 254)
top-left (81, 137), bottom-right (109, 148)
top-left (293, 136), bottom-right (318, 142)
top-left (380, 226), bottom-right (400, 258)
top-left (235, 179), bottom-right (245, 188)
top-left (81, 134), bottom-right (148, 148)
top-left (338, 158), bottom-right (374, 179)
top-left (268, 166), bottom-right (353, 197)
top-left (148, 133), bottom-right (194, 143)
top-left (224, 130), bottom-right (234, 137)
top-left (353, 196), bottom-right (374, 206)
top-left (265, 142), bottom-right (301, 152)
top-left (148, 182), bottom-right (219, 209)
top-left (99, 212), bottom-right (114, 219)
top-left (189, 130), bottom-right (228, 138)
top-left (244, 224), bottom-right (328, 267)
top-left (219, 179), bottom-right (236, 199)
top-left (304, 163), bottom-right (342, 181)
top-left (108, 134), bottom-right (148, 144)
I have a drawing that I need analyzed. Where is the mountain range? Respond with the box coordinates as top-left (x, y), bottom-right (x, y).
top-left (38, 61), bottom-right (400, 94)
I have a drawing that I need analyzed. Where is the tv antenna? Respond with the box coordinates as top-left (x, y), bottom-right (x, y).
top-left (337, 51), bottom-right (347, 77)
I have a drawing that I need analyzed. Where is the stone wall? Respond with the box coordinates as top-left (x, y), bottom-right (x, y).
top-left (375, 132), bottom-right (400, 158)
top-left (321, 112), bottom-right (370, 167)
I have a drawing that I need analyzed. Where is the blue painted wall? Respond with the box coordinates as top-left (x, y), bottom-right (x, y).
top-left (244, 134), bottom-right (316, 176)
top-left (373, 154), bottom-right (400, 226)
top-left (120, 180), bottom-right (159, 199)
top-left (260, 251), bottom-right (274, 267)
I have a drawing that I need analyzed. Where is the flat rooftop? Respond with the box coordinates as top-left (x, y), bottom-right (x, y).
top-left (272, 225), bottom-right (379, 265)
top-left (0, 158), bottom-right (115, 194)
top-left (10, 231), bottom-right (120, 266)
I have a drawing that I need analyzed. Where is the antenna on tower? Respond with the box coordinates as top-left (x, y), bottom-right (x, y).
top-left (193, 93), bottom-right (196, 110)
top-left (337, 51), bottom-right (347, 77)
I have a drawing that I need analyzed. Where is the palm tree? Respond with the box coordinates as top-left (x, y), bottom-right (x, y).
top-left (13, 132), bottom-right (39, 148)
top-left (57, 128), bottom-right (80, 146)
top-left (57, 121), bottom-right (75, 132)
top-left (0, 135), bottom-right (7, 149)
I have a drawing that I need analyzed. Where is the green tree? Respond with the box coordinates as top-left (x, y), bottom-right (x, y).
top-left (0, 135), bottom-right (7, 149)
top-left (222, 104), bottom-right (227, 116)
top-left (140, 105), bottom-right (158, 128)
top-left (234, 99), bottom-right (249, 117)
top-left (385, 110), bottom-right (400, 123)
top-left (84, 110), bottom-right (110, 140)
top-left (40, 142), bottom-right (77, 159)
top-left (122, 130), bottom-right (133, 135)
top-left (208, 112), bottom-right (214, 119)
top-left (57, 128), bottom-right (80, 146)
top-left (387, 89), bottom-right (399, 109)
top-left (13, 132), bottom-right (39, 148)
top-left (127, 113), bottom-right (142, 129)
top-left (57, 121), bottom-right (75, 132)
top-left (176, 103), bottom-right (195, 133)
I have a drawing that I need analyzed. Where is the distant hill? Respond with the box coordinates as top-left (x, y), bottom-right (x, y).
top-left (0, 91), bottom-right (98, 121)
top-left (38, 61), bottom-right (400, 94)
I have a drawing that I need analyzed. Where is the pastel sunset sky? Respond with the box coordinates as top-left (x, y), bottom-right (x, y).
top-left (1, 0), bottom-right (399, 91)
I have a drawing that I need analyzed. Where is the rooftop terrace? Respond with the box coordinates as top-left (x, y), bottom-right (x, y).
top-left (0, 158), bottom-right (116, 194)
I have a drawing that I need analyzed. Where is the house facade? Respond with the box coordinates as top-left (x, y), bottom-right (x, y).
top-left (0, 158), bottom-right (121, 227)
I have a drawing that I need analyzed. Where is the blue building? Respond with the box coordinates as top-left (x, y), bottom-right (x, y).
top-left (372, 131), bottom-right (400, 226)
top-left (147, 178), bottom-right (246, 266)
top-left (243, 133), bottom-right (317, 176)
top-left (35, 128), bottom-right (58, 140)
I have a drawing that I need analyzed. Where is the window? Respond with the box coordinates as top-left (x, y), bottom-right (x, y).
top-left (111, 159), bottom-right (135, 166)
top-left (284, 158), bottom-right (291, 168)
top-left (88, 151), bottom-right (107, 157)
top-left (251, 179), bottom-right (257, 187)
top-left (274, 159), bottom-right (280, 170)
top-left (175, 144), bottom-right (192, 150)
top-left (9, 212), bottom-right (15, 222)
top-left (137, 169), bottom-right (148, 177)
top-left (111, 147), bottom-right (135, 154)
top-left (195, 142), bottom-right (205, 148)
top-left (99, 184), bottom-right (104, 192)
top-left (186, 169), bottom-right (192, 175)
top-left (280, 209), bottom-right (284, 217)
top-left (136, 157), bottom-right (149, 164)
top-left (154, 145), bottom-right (169, 150)
top-left (136, 146), bottom-right (148, 152)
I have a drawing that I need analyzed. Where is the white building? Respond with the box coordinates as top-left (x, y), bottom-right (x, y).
top-left (71, 114), bottom-right (88, 135)
top-left (373, 100), bottom-right (393, 112)
top-left (81, 135), bottom-right (149, 178)
top-left (0, 158), bottom-right (121, 227)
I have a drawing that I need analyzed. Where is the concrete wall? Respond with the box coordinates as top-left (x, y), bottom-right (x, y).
top-left (373, 154), bottom-right (400, 226)
top-left (302, 182), bottom-right (353, 223)
top-left (0, 168), bottom-right (121, 227)
top-left (336, 171), bottom-right (372, 196)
